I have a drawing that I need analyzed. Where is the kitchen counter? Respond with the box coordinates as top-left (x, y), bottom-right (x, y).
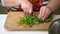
top-left (0, 14), bottom-right (48, 34)
top-left (0, 14), bottom-right (60, 34)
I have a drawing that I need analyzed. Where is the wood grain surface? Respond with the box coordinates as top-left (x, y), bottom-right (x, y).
top-left (4, 11), bottom-right (52, 31)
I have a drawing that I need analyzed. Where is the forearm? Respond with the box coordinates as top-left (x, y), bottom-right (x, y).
top-left (47, 0), bottom-right (60, 11)
top-left (1, 0), bottom-right (25, 7)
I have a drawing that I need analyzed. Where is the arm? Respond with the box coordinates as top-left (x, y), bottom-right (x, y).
top-left (47, 0), bottom-right (60, 11)
top-left (39, 0), bottom-right (60, 20)
top-left (0, 0), bottom-right (22, 7)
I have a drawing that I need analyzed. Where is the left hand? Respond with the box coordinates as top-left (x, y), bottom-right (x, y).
top-left (38, 6), bottom-right (51, 21)
top-left (20, 0), bottom-right (32, 14)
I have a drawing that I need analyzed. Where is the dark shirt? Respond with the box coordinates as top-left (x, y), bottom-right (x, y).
top-left (0, 0), bottom-right (1, 5)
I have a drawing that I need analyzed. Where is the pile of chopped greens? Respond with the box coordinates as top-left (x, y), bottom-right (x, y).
top-left (18, 12), bottom-right (53, 27)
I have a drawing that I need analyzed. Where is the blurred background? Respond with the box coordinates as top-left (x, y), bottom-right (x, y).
top-left (0, 6), bottom-right (7, 14)
top-left (0, 6), bottom-right (60, 14)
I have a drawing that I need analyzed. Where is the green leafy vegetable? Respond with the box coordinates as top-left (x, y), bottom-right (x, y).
top-left (18, 12), bottom-right (53, 27)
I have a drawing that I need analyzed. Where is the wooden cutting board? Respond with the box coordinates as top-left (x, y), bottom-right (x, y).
top-left (4, 11), bottom-right (52, 31)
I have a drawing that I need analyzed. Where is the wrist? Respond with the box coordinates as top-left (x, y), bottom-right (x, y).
top-left (46, 5), bottom-right (53, 12)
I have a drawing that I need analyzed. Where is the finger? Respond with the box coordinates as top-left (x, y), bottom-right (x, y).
top-left (26, 7), bottom-right (29, 14)
top-left (42, 8), bottom-right (50, 20)
top-left (39, 7), bottom-right (43, 19)
top-left (42, 8), bottom-right (48, 20)
top-left (10, 3), bottom-right (18, 7)
top-left (41, 6), bottom-right (47, 20)
top-left (42, 14), bottom-right (47, 21)
top-left (41, 6), bottom-right (47, 19)
top-left (25, 8), bottom-right (28, 14)
top-left (42, 12), bottom-right (49, 21)
top-left (29, 7), bottom-right (32, 15)
top-left (42, 11), bottom-right (48, 20)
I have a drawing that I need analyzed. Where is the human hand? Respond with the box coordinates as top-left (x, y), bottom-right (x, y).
top-left (20, 0), bottom-right (33, 14)
top-left (38, 6), bottom-right (51, 21)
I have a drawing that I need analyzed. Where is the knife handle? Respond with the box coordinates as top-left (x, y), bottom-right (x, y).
top-left (9, 7), bottom-right (23, 11)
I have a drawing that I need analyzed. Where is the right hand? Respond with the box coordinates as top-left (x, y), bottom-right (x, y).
top-left (20, 0), bottom-right (33, 14)
top-left (38, 6), bottom-right (51, 21)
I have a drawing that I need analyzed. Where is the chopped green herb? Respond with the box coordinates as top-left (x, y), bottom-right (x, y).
top-left (18, 12), bottom-right (53, 27)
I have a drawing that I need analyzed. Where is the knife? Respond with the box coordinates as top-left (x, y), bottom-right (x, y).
top-left (9, 7), bottom-right (22, 11)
